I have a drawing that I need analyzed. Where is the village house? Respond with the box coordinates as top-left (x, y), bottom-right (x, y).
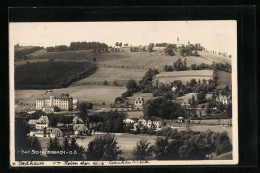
top-left (46, 127), bottom-right (63, 138)
top-left (215, 95), bottom-right (230, 104)
top-left (134, 118), bottom-right (162, 130)
top-left (123, 118), bottom-right (135, 124)
top-left (178, 117), bottom-right (185, 122)
top-left (134, 97), bottom-right (144, 108)
top-left (36, 93), bottom-right (75, 112)
top-left (35, 115), bottom-right (49, 130)
top-left (73, 124), bottom-right (89, 136)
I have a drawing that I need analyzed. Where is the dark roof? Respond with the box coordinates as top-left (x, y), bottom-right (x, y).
top-left (36, 93), bottom-right (72, 100)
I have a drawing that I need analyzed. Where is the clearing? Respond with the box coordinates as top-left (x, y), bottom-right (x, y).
top-left (154, 70), bottom-right (213, 84)
top-left (15, 85), bottom-right (127, 108)
top-left (216, 71), bottom-right (232, 89)
top-left (74, 68), bottom-right (145, 86)
top-left (198, 51), bottom-right (231, 64)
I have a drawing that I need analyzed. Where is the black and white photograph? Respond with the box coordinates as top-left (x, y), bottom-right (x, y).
top-left (9, 21), bottom-right (238, 166)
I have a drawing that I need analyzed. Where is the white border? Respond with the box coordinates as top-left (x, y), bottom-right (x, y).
top-left (9, 21), bottom-right (238, 167)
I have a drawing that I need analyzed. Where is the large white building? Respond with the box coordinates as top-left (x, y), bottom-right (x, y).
top-left (36, 93), bottom-right (74, 111)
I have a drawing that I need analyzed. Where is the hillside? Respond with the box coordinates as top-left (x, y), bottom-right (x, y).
top-left (15, 61), bottom-right (97, 89)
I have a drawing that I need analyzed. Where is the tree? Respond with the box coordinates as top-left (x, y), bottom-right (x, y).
top-left (115, 42), bottom-right (119, 47)
top-left (103, 80), bottom-right (108, 85)
top-left (152, 137), bottom-right (179, 160)
top-left (49, 115), bottom-right (59, 127)
top-left (148, 43), bottom-right (154, 52)
top-left (86, 135), bottom-right (121, 161)
top-left (78, 101), bottom-right (89, 114)
top-left (165, 44), bottom-right (177, 56)
top-left (197, 91), bottom-right (206, 104)
top-left (119, 42), bottom-right (122, 47)
top-left (63, 137), bottom-right (70, 151)
top-left (132, 139), bottom-right (153, 160)
top-left (126, 79), bottom-right (138, 91)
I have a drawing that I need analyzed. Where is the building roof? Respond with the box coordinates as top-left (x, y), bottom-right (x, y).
top-left (28, 119), bottom-right (37, 125)
top-left (36, 115), bottom-right (49, 124)
top-left (36, 93), bottom-right (72, 100)
top-left (135, 97), bottom-right (144, 101)
top-left (73, 124), bottom-right (88, 131)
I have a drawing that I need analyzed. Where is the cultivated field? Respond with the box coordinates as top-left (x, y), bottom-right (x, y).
top-left (154, 70), bottom-right (213, 84)
top-left (15, 85), bottom-right (126, 107)
top-left (217, 71), bottom-right (232, 89)
top-left (198, 51), bottom-right (231, 64)
top-left (96, 51), bottom-right (211, 71)
top-left (74, 68), bottom-right (146, 86)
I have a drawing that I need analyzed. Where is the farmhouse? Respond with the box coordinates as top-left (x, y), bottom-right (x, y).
top-left (215, 95), bottom-right (230, 105)
top-left (73, 124), bottom-right (89, 136)
top-left (36, 93), bottom-right (75, 112)
top-left (35, 115), bottom-right (49, 129)
top-left (123, 118), bottom-right (135, 124)
top-left (134, 97), bottom-right (144, 108)
top-left (135, 118), bottom-right (162, 130)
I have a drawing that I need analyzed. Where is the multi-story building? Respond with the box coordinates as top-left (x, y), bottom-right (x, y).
top-left (134, 97), bottom-right (144, 108)
top-left (36, 93), bottom-right (74, 111)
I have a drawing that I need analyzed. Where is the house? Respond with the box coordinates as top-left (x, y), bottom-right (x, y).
top-left (46, 128), bottom-right (63, 138)
top-left (73, 99), bottom-right (78, 110)
top-left (73, 124), bottom-right (89, 136)
top-left (136, 118), bottom-right (161, 130)
top-left (73, 116), bottom-right (84, 124)
top-left (35, 115), bottom-right (49, 130)
top-left (171, 86), bottom-right (177, 92)
top-left (36, 93), bottom-right (74, 112)
top-left (134, 97), bottom-right (144, 107)
top-left (178, 117), bottom-right (185, 123)
top-left (181, 101), bottom-right (190, 108)
top-left (215, 95), bottom-right (230, 105)
top-left (123, 118), bottom-right (135, 124)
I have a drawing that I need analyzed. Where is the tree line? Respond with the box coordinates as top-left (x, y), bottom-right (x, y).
top-left (164, 61), bottom-right (231, 72)
top-left (46, 41), bottom-right (108, 52)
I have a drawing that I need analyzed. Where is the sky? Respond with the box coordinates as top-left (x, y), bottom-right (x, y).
top-left (9, 21), bottom-right (236, 56)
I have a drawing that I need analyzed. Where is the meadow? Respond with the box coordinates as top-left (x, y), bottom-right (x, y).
top-left (154, 70), bottom-right (213, 84)
top-left (216, 71), bottom-right (232, 89)
top-left (198, 51), bottom-right (231, 64)
top-left (15, 85), bottom-right (127, 107)
top-left (74, 68), bottom-right (146, 86)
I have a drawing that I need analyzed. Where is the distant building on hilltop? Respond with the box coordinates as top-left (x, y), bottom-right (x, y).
top-left (175, 37), bottom-right (190, 47)
top-left (36, 93), bottom-right (74, 112)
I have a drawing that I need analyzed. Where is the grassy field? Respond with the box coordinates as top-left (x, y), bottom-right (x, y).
top-left (74, 68), bottom-right (146, 86)
top-left (198, 51), bottom-right (231, 64)
top-left (154, 70), bottom-right (213, 84)
top-left (217, 71), bottom-right (232, 89)
top-left (15, 85), bottom-right (126, 107)
top-left (96, 51), bottom-right (211, 71)
top-left (37, 125), bottom-right (232, 160)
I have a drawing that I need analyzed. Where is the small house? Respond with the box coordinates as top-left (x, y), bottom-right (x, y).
top-left (178, 117), bottom-right (185, 123)
top-left (123, 118), bottom-right (135, 124)
top-left (73, 124), bottom-right (89, 136)
top-left (35, 115), bottom-right (49, 130)
top-left (134, 97), bottom-right (144, 107)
